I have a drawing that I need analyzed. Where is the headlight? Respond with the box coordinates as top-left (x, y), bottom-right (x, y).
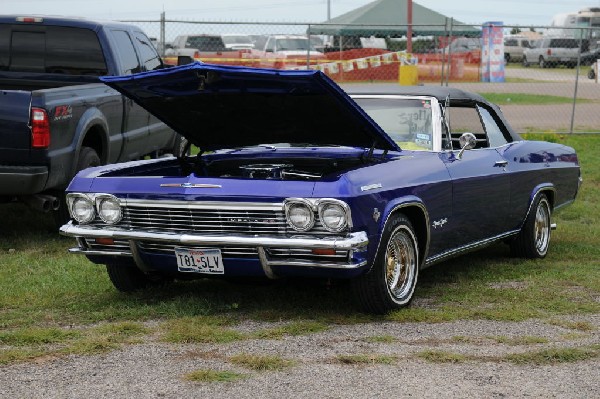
top-left (96, 195), bottom-right (122, 224)
top-left (67, 194), bottom-right (95, 224)
top-left (318, 200), bottom-right (349, 232)
top-left (284, 199), bottom-right (314, 231)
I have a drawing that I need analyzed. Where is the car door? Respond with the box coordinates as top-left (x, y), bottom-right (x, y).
top-left (440, 103), bottom-right (511, 248)
top-left (108, 29), bottom-right (150, 161)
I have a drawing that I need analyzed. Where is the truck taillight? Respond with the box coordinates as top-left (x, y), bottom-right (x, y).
top-left (31, 107), bottom-right (50, 148)
top-left (547, 49), bottom-right (552, 56)
top-left (193, 51), bottom-right (200, 58)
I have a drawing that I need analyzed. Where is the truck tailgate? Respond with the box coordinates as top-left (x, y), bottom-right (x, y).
top-left (0, 90), bottom-right (32, 154)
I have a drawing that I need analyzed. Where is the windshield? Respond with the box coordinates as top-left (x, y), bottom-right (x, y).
top-left (276, 38), bottom-right (315, 51)
top-left (355, 98), bottom-right (434, 151)
top-left (222, 35), bottom-right (253, 45)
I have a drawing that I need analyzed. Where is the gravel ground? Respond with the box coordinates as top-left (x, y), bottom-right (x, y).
top-left (1, 314), bottom-right (598, 398)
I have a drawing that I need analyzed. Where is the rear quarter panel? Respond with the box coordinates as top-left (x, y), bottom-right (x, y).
top-left (498, 140), bottom-right (580, 230)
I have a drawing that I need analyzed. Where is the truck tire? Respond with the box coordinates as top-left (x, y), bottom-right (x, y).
top-left (172, 133), bottom-right (190, 157)
top-left (588, 69), bottom-right (595, 80)
top-left (539, 56), bottom-right (546, 68)
top-left (52, 146), bottom-right (101, 227)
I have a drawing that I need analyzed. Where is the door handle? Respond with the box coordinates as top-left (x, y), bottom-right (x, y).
top-left (494, 160), bottom-right (508, 168)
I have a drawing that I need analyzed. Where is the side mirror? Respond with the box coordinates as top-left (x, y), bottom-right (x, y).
top-left (457, 132), bottom-right (477, 159)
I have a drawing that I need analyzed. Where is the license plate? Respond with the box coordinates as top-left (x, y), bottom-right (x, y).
top-left (175, 247), bottom-right (224, 274)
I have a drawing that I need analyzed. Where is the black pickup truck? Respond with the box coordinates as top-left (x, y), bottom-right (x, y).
top-left (0, 16), bottom-right (182, 225)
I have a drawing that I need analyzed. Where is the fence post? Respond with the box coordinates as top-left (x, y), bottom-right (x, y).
top-left (570, 28), bottom-right (584, 134)
top-left (160, 11), bottom-right (166, 57)
top-left (306, 25), bottom-right (311, 70)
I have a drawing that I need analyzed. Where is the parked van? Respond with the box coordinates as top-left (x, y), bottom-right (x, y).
top-left (504, 36), bottom-right (531, 63)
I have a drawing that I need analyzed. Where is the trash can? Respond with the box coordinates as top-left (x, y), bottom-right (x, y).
top-left (399, 65), bottom-right (418, 85)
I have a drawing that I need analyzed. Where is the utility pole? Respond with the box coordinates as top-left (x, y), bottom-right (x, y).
top-left (327, 0), bottom-right (331, 20)
top-left (407, 0), bottom-right (413, 53)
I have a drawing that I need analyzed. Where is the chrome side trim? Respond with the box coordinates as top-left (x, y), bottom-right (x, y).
top-left (519, 185), bottom-right (556, 230)
top-left (425, 230), bottom-right (519, 266)
top-left (60, 222), bottom-right (368, 250)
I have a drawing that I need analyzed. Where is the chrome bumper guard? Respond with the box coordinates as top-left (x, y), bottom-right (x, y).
top-left (60, 222), bottom-right (369, 272)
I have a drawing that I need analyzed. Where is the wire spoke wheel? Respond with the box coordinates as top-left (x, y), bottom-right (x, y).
top-left (352, 214), bottom-right (420, 314)
top-left (534, 199), bottom-right (550, 254)
top-left (510, 194), bottom-right (552, 259)
top-left (385, 229), bottom-right (417, 300)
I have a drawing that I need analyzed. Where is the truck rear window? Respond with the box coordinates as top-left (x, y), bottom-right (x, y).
top-left (0, 25), bottom-right (108, 75)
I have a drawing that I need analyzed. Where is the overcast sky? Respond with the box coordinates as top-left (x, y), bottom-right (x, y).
top-left (3, 0), bottom-right (600, 26)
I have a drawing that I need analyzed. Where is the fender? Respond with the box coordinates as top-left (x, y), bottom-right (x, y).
top-left (519, 183), bottom-right (556, 229)
top-left (70, 107), bottom-right (111, 176)
top-left (366, 195), bottom-right (430, 273)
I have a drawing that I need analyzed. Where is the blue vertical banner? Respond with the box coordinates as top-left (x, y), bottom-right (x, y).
top-left (481, 21), bottom-right (505, 83)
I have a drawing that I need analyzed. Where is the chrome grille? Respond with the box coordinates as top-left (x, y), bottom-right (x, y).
top-left (138, 242), bottom-right (258, 257)
top-left (266, 248), bottom-right (350, 262)
top-left (116, 199), bottom-right (337, 236)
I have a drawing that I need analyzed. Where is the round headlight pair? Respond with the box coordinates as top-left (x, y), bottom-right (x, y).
top-left (318, 201), bottom-right (348, 232)
top-left (285, 200), bottom-right (314, 232)
top-left (284, 199), bottom-right (350, 233)
top-left (96, 195), bottom-right (122, 224)
top-left (70, 195), bottom-right (95, 224)
top-left (67, 194), bottom-right (122, 225)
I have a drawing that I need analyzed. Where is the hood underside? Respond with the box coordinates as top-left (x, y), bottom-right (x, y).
top-left (100, 63), bottom-right (399, 152)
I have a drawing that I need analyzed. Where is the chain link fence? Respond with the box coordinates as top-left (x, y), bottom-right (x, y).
top-left (122, 16), bottom-right (600, 134)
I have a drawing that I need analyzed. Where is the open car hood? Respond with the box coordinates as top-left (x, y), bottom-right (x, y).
top-left (101, 63), bottom-right (400, 152)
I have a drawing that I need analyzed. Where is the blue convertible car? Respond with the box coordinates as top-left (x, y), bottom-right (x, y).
top-left (60, 63), bottom-right (581, 314)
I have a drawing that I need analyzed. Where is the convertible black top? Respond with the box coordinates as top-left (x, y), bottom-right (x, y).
top-left (344, 85), bottom-right (486, 103)
top-left (345, 85), bottom-right (522, 142)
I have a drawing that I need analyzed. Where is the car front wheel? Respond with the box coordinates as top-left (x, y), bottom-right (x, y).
top-left (352, 214), bottom-right (419, 314)
top-left (522, 56), bottom-right (529, 67)
top-left (106, 261), bottom-right (172, 292)
top-left (510, 194), bottom-right (551, 258)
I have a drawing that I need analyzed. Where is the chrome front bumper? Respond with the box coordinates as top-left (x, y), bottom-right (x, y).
top-left (60, 222), bottom-right (370, 273)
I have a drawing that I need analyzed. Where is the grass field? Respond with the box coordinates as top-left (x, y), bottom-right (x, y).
top-left (479, 92), bottom-right (595, 105)
top-left (0, 134), bottom-right (598, 365)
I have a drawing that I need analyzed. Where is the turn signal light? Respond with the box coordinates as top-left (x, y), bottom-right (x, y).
top-left (312, 248), bottom-right (337, 256)
top-left (95, 238), bottom-right (115, 246)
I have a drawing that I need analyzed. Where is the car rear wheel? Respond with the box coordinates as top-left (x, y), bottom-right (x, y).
top-left (106, 261), bottom-right (172, 292)
top-left (510, 194), bottom-right (551, 258)
top-left (352, 214), bottom-right (419, 314)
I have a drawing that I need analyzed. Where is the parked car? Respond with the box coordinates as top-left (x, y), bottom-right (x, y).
top-left (503, 36), bottom-right (531, 63)
top-left (0, 15), bottom-right (180, 226)
top-left (60, 63), bottom-right (581, 314)
top-left (220, 34), bottom-right (254, 50)
top-left (523, 37), bottom-right (580, 68)
top-left (439, 37), bottom-right (481, 64)
top-left (257, 35), bottom-right (326, 69)
top-left (164, 34), bottom-right (254, 67)
top-left (580, 47), bottom-right (600, 66)
top-left (588, 61), bottom-right (597, 79)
